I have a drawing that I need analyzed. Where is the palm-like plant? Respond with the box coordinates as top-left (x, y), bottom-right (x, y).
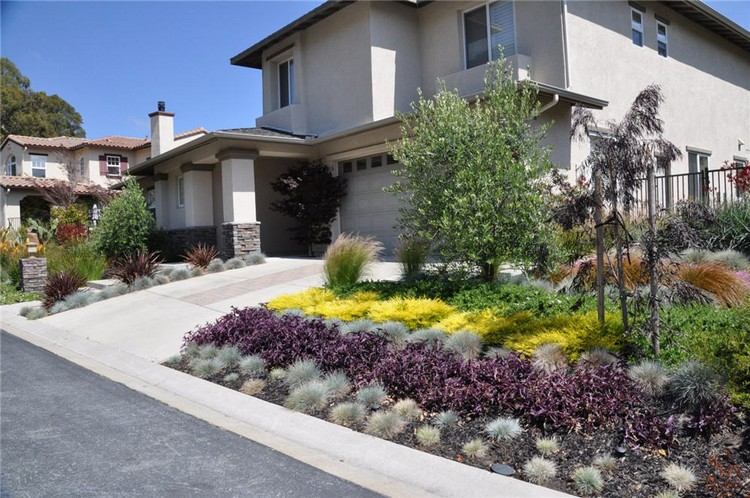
top-left (110, 250), bottom-right (163, 284)
top-left (182, 243), bottom-right (219, 270)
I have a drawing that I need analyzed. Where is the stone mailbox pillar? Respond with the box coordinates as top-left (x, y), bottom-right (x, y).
top-left (20, 257), bottom-right (47, 293)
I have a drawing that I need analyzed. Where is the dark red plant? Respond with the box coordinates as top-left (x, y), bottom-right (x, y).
top-left (109, 250), bottom-right (163, 284)
top-left (55, 223), bottom-right (87, 244)
top-left (182, 243), bottom-right (219, 269)
top-left (43, 271), bottom-right (86, 309)
top-left (181, 306), bottom-right (730, 448)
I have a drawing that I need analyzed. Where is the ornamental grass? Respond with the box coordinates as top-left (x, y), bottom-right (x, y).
top-left (678, 262), bottom-right (749, 307)
top-left (323, 234), bottom-right (382, 288)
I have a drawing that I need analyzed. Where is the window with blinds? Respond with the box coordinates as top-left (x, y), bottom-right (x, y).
top-left (463, 1), bottom-right (516, 70)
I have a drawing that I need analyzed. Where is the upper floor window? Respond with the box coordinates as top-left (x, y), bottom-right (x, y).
top-left (688, 149), bottom-right (710, 201)
top-left (631, 8), bottom-right (644, 47)
top-left (278, 58), bottom-right (295, 108)
top-left (656, 22), bottom-right (668, 57)
top-left (79, 157), bottom-right (85, 176)
top-left (463, 1), bottom-right (515, 70)
top-left (5, 155), bottom-right (16, 176)
top-left (30, 153), bottom-right (47, 178)
top-left (106, 155), bottom-right (121, 176)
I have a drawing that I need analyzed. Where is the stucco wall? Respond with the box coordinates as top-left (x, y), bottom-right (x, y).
top-left (566, 1), bottom-right (750, 174)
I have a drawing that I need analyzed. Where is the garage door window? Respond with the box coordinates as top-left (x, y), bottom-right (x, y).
top-left (371, 155), bottom-right (382, 168)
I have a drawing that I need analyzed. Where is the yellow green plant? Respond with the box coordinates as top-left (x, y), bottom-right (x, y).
top-left (267, 288), bottom-right (336, 313)
top-left (313, 291), bottom-right (380, 320)
top-left (367, 298), bottom-right (455, 329)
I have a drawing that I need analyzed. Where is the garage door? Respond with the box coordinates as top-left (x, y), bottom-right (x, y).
top-left (339, 153), bottom-right (402, 255)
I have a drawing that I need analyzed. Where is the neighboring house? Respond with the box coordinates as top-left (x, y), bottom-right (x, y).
top-left (126, 0), bottom-right (750, 258)
top-left (0, 122), bottom-right (206, 228)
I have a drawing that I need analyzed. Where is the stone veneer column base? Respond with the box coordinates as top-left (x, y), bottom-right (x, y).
top-left (19, 257), bottom-right (47, 293)
top-left (160, 226), bottom-right (217, 260)
top-left (218, 222), bottom-right (261, 259)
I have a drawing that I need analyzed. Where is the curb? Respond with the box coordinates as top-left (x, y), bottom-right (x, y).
top-left (1, 309), bottom-right (574, 498)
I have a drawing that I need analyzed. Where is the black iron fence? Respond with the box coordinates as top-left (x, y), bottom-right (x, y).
top-left (631, 166), bottom-right (746, 216)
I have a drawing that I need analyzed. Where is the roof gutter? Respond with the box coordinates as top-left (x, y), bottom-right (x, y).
top-left (538, 93), bottom-right (560, 115)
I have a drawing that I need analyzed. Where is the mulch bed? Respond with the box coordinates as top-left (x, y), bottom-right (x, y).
top-left (166, 356), bottom-right (748, 498)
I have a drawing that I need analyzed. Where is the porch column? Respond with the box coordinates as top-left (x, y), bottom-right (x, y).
top-left (153, 174), bottom-right (170, 229)
top-left (216, 149), bottom-right (261, 258)
top-left (180, 163), bottom-right (214, 227)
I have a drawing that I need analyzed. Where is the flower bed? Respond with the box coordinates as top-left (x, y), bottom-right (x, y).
top-left (168, 307), bottom-right (744, 497)
top-left (266, 286), bottom-right (623, 358)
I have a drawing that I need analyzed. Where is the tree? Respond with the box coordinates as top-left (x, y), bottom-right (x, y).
top-left (571, 85), bottom-right (679, 352)
top-left (271, 161), bottom-right (347, 256)
top-left (94, 178), bottom-right (153, 258)
top-left (389, 60), bottom-right (552, 280)
top-left (1, 57), bottom-right (85, 140)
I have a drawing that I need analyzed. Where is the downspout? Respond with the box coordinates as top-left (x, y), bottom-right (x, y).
top-left (561, 0), bottom-right (570, 88)
top-left (538, 93), bottom-right (560, 115)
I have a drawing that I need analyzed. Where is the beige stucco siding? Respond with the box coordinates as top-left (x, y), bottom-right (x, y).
top-left (566, 1), bottom-right (750, 174)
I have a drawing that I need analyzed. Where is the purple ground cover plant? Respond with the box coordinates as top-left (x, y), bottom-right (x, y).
top-left (183, 306), bottom-right (734, 447)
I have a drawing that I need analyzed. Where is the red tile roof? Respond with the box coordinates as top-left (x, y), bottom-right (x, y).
top-left (2, 128), bottom-right (208, 152)
top-left (0, 176), bottom-right (104, 194)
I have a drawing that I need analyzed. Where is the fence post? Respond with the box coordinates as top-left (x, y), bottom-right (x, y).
top-left (646, 150), bottom-right (660, 355)
top-left (19, 257), bottom-right (47, 294)
top-left (593, 168), bottom-right (605, 326)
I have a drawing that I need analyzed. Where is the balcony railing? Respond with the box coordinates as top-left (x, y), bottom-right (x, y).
top-left (631, 166), bottom-right (746, 216)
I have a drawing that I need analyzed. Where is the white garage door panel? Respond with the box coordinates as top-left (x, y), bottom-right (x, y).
top-left (340, 161), bottom-right (401, 254)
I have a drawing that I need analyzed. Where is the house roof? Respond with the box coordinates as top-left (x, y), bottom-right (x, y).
top-left (218, 127), bottom-right (309, 139)
top-left (2, 128), bottom-right (208, 153)
top-left (0, 176), bottom-right (104, 194)
top-left (230, 0), bottom-right (750, 68)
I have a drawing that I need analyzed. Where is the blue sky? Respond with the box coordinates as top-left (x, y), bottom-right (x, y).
top-left (2, 1), bottom-right (748, 139)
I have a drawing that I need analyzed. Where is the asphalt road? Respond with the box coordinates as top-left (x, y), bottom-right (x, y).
top-left (0, 331), bottom-right (382, 498)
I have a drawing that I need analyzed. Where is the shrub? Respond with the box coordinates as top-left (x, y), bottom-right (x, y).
top-left (535, 437), bottom-right (559, 456)
top-left (572, 466), bottom-right (604, 496)
top-left (485, 417), bottom-right (523, 442)
top-left (207, 259), bottom-right (226, 273)
top-left (523, 457), bottom-right (557, 485)
top-left (365, 410), bottom-right (405, 439)
top-left (216, 345), bottom-right (242, 367)
top-left (660, 463), bottom-right (697, 492)
top-left (55, 223), bottom-right (87, 244)
top-left (678, 262), bottom-right (749, 307)
top-left (705, 249), bottom-right (750, 270)
top-left (323, 234), bottom-right (382, 288)
top-left (94, 178), bottom-right (153, 258)
top-left (240, 378), bottom-right (266, 396)
top-left (225, 257), bottom-right (245, 270)
top-left (629, 360), bottom-right (669, 397)
top-left (444, 331), bottom-right (482, 359)
top-left (239, 355), bottom-right (266, 378)
top-left (223, 372), bottom-right (240, 383)
top-left (396, 238), bottom-right (430, 279)
top-left (666, 361), bottom-right (723, 412)
top-left (182, 243), bottom-right (219, 269)
top-left (322, 371), bottom-right (351, 399)
top-left (109, 250), bottom-right (163, 285)
top-left (592, 455), bottom-right (617, 472)
top-left (434, 410), bottom-right (458, 427)
top-left (284, 359), bottom-right (322, 388)
top-left (356, 383), bottom-right (388, 409)
top-left (285, 380), bottom-right (330, 413)
top-left (392, 398), bottom-right (422, 421)
top-left (407, 328), bottom-right (447, 344)
top-left (368, 298), bottom-right (454, 329)
top-left (532, 343), bottom-right (568, 373)
top-left (329, 402), bottom-right (366, 427)
top-left (462, 438), bottom-right (488, 460)
top-left (243, 252), bottom-right (266, 265)
top-left (415, 425), bottom-right (441, 447)
top-left (169, 268), bottom-right (191, 281)
top-left (712, 198), bottom-right (750, 256)
top-left (43, 271), bottom-right (86, 309)
top-left (46, 241), bottom-right (107, 281)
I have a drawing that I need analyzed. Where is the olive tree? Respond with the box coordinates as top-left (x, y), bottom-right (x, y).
top-left (388, 61), bottom-right (552, 280)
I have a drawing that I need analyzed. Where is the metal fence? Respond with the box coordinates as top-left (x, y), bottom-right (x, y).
top-left (631, 166), bottom-right (746, 216)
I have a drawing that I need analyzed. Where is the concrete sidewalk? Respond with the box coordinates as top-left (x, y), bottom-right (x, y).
top-left (10, 257), bottom-right (400, 362)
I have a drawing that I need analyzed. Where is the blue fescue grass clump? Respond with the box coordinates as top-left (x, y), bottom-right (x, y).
top-left (238, 355), bottom-right (266, 378)
top-left (329, 402), bottom-right (366, 427)
top-left (25, 307), bottom-right (48, 320)
top-left (243, 252), bottom-right (266, 265)
top-left (169, 268), bottom-right (191, 281)
top-left (284, 359), bottom-right (321, 388)
top-left (224, 258), bottom-right (245, 270)
top-left (207, 259), bottom-right (226, 273)
top-left (485, 417), bottom-right (523, 442)
top-left (130, 276), bottom-right (155, 291)
top-left (216, 345), bottom-right (242, 368)
top-left (285, 380), bottom-right (330, 413)
top-left (356, 382), bottom-right (387, 409)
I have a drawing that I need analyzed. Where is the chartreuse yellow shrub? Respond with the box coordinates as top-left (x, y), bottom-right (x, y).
top-left (313, 291), bottom-right (380, 320)
top-left (267, 288), bottom-right (336, 314)
top-left (435, 310), bottom-right (514, 337)
top-left (368, 298), bottom-right (455, 329)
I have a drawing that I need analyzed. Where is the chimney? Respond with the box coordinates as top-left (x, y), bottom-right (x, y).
top-left (149, 101), bottom-right (175, 156)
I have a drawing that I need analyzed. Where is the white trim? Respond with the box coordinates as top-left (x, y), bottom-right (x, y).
top-left (30, 153), bottom-right (47, 178)
top-left (277, 57), bottom-right (294, 109)
top-left (105, 154), bottom-right (121, 176)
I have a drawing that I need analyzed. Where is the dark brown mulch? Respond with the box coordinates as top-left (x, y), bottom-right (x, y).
top-left (166, 358), bottom-right (749, 498)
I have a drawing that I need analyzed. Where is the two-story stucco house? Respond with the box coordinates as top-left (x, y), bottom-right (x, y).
top-left (0, 119), bottom-right (206, 228)
top-left (128, 0), bottom-right (750, 258)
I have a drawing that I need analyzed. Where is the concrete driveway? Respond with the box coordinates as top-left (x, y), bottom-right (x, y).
top-left (23, 257), bottom-right (401, 361)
